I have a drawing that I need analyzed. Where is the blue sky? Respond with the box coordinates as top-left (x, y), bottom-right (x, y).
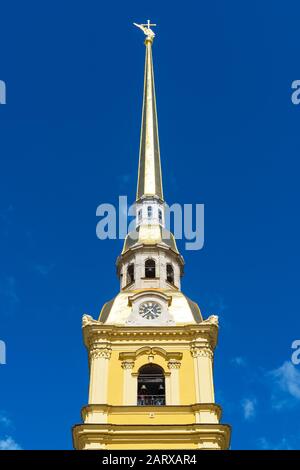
top-left (1, 0), bottom-right (300, 450)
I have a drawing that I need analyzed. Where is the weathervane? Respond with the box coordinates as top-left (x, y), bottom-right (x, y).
top-left (133, 20), bottom-right (157, 42)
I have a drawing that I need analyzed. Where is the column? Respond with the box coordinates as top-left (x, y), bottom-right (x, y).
top-left (165, 373), bottom-right (171, 405)
top-left (167, 359), bottom-right (181, 405)
top-left (88, 344), bottom-right (111, 404)
top-left (121, 360), bottom-right (137, 405)
top-left (191, 345), bottom-right (215, 403)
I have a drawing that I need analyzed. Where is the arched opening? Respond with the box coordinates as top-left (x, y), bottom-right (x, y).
top-left (147, 205), bottom-right (152, 219)
top-left (166, 263), bottom-right (174, 284)
top-left (158, 209), bottom-right (162, 224)
top-left (145, 259), bottom-right (156, 278)
top-left (127, 264), bottom-right (134, 284)
top-left (137, 364), bottom-right (165, 406)
top-left (138, 209), bottom-right (142, 223)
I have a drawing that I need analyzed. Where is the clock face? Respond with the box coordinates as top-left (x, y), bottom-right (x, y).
top-left (139, 302), bottom-right (162, 320)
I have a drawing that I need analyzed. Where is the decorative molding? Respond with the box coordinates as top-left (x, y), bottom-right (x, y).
top-left (167, 360), bottom-right (181, 370)
top-left (127, 290), bottom-right (172, 307)
top-left (117, 243), bottom-right (184, 270)
top-left (80, 402), bottom-right (223, 416)
top-left (190, 346), bottom-right (213, 360)
top-left (73, 420), bottom-right (231, 450)
top-left (90, 347), bottom-right (111, 360)
top-left (119, 347), bottom-right (182, 363)
top-left (121, 360), bottom-right (135, 370)
top-left (84, 324), bottom-right (219, 351)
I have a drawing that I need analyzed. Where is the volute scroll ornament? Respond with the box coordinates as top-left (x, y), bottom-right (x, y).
top-left (82, 314), bottom-right (99, 327)
top-left (202, 315), bottom-right (219, 326)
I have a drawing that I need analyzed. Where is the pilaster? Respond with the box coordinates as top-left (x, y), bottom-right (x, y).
top-left (191, 344), bottom-right (215, 404)
top-left (88, 343), bottom-right (111, 404)
top-left (121, 360), bottom-right (136, 405)
top-left (167, 359), bottom-right (181, 405)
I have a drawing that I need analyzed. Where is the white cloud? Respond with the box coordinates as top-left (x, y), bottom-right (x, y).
top-left (258, 436), bottom-right (293, 450)
top-left (269, 361), bottom-right (300, 405)
top-left (0, 437), bottom-right (21, 450)
top-left (231, 356), bottom-right (246, 367)
top-left (0, 414), bottom-right (12, 428)
top-left (241, 398), bottom-right (256, 420)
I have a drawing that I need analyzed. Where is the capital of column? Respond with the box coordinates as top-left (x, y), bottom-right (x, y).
top-left (89, 345), bottom-right (112, 360)
top-left (190, 345), bottom-right (213, 360)
top-left (167, 359), bottom-right (181, 370)
top-left (121, 360), bottom-right (135, 370)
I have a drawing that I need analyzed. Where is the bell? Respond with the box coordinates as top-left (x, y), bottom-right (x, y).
top-left (141, 384), bottom-right (147, 390)
top-left (159, 384), bottom-right (164, 390)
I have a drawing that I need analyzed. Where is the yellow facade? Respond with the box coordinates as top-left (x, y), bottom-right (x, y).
top-left (72, 22), bottom-right (231, 450)
top-left (72, 322), bottom-right (231, 449)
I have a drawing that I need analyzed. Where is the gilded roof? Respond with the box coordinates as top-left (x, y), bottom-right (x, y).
top-left (122, 226), bottom-right (179, 255)
top-left (136, 40), bottom-right (163, 201)
top-left (98, 290), bottom-right (203, 325)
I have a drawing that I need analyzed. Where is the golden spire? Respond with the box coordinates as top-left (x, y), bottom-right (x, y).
top-left (134, 21), bottom-right (164, 202)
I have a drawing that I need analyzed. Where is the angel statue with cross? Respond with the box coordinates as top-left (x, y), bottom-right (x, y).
top-left (133, 20), bottom-right (157, 41)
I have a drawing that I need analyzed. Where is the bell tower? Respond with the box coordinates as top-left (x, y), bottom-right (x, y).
top-left (72, 21), bottom-right (231, 450)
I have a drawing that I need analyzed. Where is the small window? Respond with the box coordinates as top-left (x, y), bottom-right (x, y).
top-left (147, 206), bottom-right (152, 219)
top-left (158, 209), bottom-right (162, 224)
top-left (138, 209), bottom-right (142, 222)
top-left (166, 264), bottom-right (174, 284)
top-left (127, 264), bottom-right (134, 284)
top-left (145, 259), bottom-right (156, 278)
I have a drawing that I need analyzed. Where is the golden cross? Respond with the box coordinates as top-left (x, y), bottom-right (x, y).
top-left (141, 20), bottom-right (156, 29)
